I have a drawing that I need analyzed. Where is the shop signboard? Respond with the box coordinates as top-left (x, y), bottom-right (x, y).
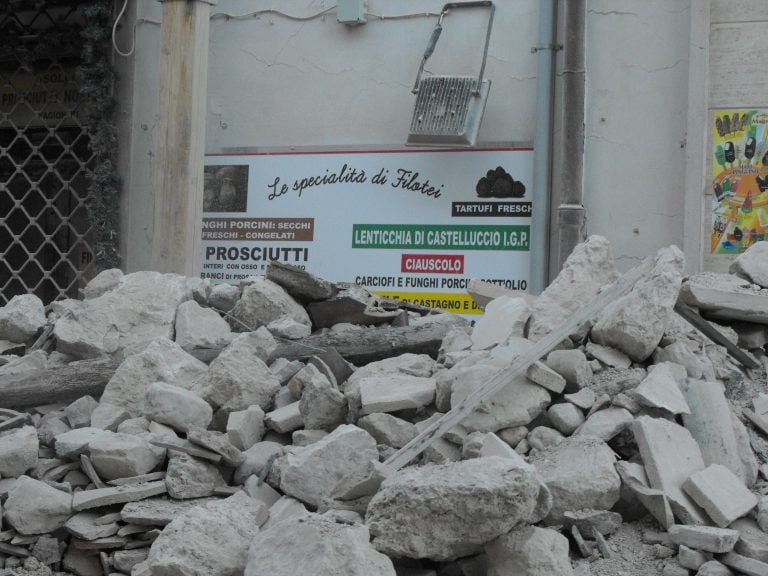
top-left (201, 147), bottom-right (533, 315)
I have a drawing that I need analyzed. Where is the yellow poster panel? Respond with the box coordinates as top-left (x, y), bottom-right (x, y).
top-left (372, 291), bottom-right (483, 315)
top-left (711, 109), bottom-right (768, 254)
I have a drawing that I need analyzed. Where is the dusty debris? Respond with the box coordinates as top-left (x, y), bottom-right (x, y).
top-left (5, 242), bottom-right (768, 575)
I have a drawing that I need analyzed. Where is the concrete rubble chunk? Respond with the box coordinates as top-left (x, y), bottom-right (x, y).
top-left (120, 497), bottom-right (220, 526)
top-left (366, 457), bottom-right (548, 561)
top-left (226, 406), bottom-right (265, 451)
top-left (209, 283), bottom-right (240, 313)
top-left (174, 300), bottom-right (232, 353)
top-left (562, 509), bottom-right (623, 536)
top-left (719, 552), bottom-right (768, 576)
top-left (114, 550), bottom-right (149, 573)
top-left (680, 379), bottom-right (755, 487)
top-left (485, 526), bottom-right (574, 576)
top-left (0, 425), bottom-right (38, 477)
top-left (165, 453), bottom-right (224, 500)
top-left (0, 294), bottom-right (45, 343)
top-left (267, 316), bottom-right (311, 340)
top-left (633, 362), bottom-right (691, 414)
top-left (680, 272), bottom-right (768, 324)
top-left (245, 513), bottom-right (395, 576)
top-left (526, 360), bottom-right (567, 393)
top-left (592, 246), bottom-right (685, 361)
top-left (72, 481), bottom-right (167, 511)
top-left (145, 382), bottom-right (213, 433)
top-left (667, 524), bottom-right (739, 553)
top-left (696, 560), bottom-right (734, 575)
top-left (234, 441), bottom-right (285, 485)
top-left (98, 338), bottom-right (208, 418)
top-left (54, 427), bottom-right (108, 460)
top-left (266, 260), bottom-right (338, 302)
top-left (65, 512), bottom-right (119, 541)
top-left (678, 544), bottom-right (709, 570)
top-left (53, 271), bottom-right (192, 359)
top-left (545, 349), bottom-right (592, 393)
top-left (730, 241), bottom-right (768, 288)
top-left (574, 407), bottom-right (634, 442)
top-left (4, 475), bottom-right (72, 535)
top-left (616, 460), bottom-right (675, 530)
top-left (632, 415), bottom-right (708, 525)
top-left (89, 403), bottom-right (131, 432)
top-left (470, 296), bottom-right (531, 350)
top-left (89, 432), bottom-right (164, 481)
top-left (65, 395), bottom-right (99, 429)
top-left (528, 435), bottom-right (620, 524)
top-left (683, 465), bottom-right (758, 528)
top-left (186, 426), bottom-right (244, 467)
top-left (228, 276), bottom-right (311, 332)
top-left (264, 401), bottom-right (303, 434)
top-left (462, 432), bottom-right (529, 469)
top-left (565, 387), bottom-right (596, 410)
top-left (292, 429), bottom-right (328, 446)
top-left (199, 333), bottom-right (281, 412)
top-left (357, 413), bottom-right (417, 449)
top-left (586, 341), bottom-right (632, 369)
top-left (527, 426), bottom-right (565, 451)
top-left (732, 518), bottom-right (768, 563)
top-left (82, 268), bottom-right (123, 299)
top-left (280, 425), bottom-right (378, 507)
top-left (528, 235), bottom-right (619, 341)
top-left (360, 374), bottom-right (436, 414)
top-left (547, 403), bottom-right (585, 435)
top-left (299, 373), bottom-right (347, 431)
top-left (287, 363), bottom-right (331, 399)
top-left (451, 367), bottom-right (550, 432)
top-left (148, 491), bottom-right (268, 576)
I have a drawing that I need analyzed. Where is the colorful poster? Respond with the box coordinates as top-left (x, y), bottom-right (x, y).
top-left (711, 109), bottom-right (768, 254)
top-left (201, 148), bottom-right (533, 315)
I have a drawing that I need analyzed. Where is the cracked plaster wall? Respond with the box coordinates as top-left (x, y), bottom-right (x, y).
top-left (581, 0), bottom-right (692, 271)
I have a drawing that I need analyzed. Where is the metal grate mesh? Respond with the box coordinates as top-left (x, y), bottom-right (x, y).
top-left (0, 2), bottom-right (96, 306)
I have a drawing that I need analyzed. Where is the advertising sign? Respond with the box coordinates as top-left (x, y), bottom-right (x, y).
top-left (711, 109), bottom-right (768, 254)
top-left (202, 148), bottom-right (533, 315)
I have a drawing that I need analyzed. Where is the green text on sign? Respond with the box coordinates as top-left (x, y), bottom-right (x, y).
top-left (352, 224), bottom-right (530, 251)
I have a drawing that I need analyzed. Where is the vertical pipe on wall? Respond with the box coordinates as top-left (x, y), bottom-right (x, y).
top-left (530, 0), bottom-right (558, 294)
top-left (555, 0), bottom-right (586, 270)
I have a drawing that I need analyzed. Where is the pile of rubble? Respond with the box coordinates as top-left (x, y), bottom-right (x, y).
top-left (3, 237), bottom-right (768, 576)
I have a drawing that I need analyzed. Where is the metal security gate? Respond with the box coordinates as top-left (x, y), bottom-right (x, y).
top-left (0, 1), bottom-right (96, 306)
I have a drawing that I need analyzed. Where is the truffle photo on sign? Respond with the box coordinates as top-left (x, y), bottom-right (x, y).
top-left (203, 164), bottom-right (249, 213)
top-left (475, 166), bottom-right (526, 198)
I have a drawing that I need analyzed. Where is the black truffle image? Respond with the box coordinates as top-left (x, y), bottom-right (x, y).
top-left (476, 166), bottom-right (526, 198)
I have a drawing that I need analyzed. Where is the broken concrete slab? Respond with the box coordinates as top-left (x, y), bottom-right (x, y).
top-left (209, 283), bottom-right (240, 313)
top-left (632, 415), bottom-right (708, 525)
top-left (574, 407), bottom-right (633, 442)
top-left (357, 413), bottom-right (418, 449)
top-left (683, 465), bottom-right (757, 528)
top-left (632, 362), bottom-right (690, 414)
top-left (233, 441), bottom-right (285, 485)
top-left (564, 387), bottom-right (596, 410)
top-left (733, 518), bottom-right (768, 563)
top-left (54, 427), bottom-right (108, 460)
top-left (148, 491), bottom-right (267, 576)
top-left (226, 406), bottom-right (265, 451)
top-left (266, 260), bottom-right (338, 303)
top-left (616, 461), bottom-right (675, 530)
top-left (680, 272), bottom-right (768, 324)
top-left (264, 402), bottom-right (303, 434)
top-left (667, 525), bottom-right (739, 553)
top-left (545, 349), bottom-right (592, 393)
top-left (586, 341), bottom-right (632, 369)
top-left (280, 425), bottom-right (377, 507)
top-left (53, 271), bottom-right (193, 359)
top-left (144, 382), bottom-right (213, 433)
top-left (592, 246), bottom-right (685, 361)
top-left (526, 360), bottom-right (567, 394)
top-left (730, 241), bottom-right (768, 288)
top-left (3, 476), bottom-right (72, 535)
top-left (64, 512), bottom-right (119, 541)
top-left (547, 403), bottom-right (585, 435)
top-left (367, 457), bottom-right (549, 561)
top-left (120, 497), bottom-right (220, 526)
top-left (0, 425), bottom-right (38, 477)
top-left (174, 300), bottom-right (232, 354)
top-left (562, 509), bottom-right (623, 537)
top-left (89, 432), bottom-right (164, 481)
top-left (484, 526), bottom-right (574, 576)
top-left (718, 552), bottom-right (768, 576)
top-left (72, 481), bottom-right (167, 511)
top-left (360, 374), bottom-right (436, 414)
top-left (164, 453), bottom-right (224, 500)
top-left (299, 373), bottom-right (347, 431)
top-left (198, 333), bottom-right (281, 413)
top-left (98, 338), bottom-right (208, 418)
top-left (0, 294), bottom-right (45, 343)
top-left (528, 435), bottom-right (620, 524)
top-left (470, 296), bottom-right (531, 350)
top-left (245, 513), bottom-right (395, 576)
top-left (679, 379), bottom-right (755, 486)
top-left (528, 235), bottom-right (619, 341)
top-left (228, 276), bottom-right (311, 332)
top-left (64, 395), bottom-right (99, 429)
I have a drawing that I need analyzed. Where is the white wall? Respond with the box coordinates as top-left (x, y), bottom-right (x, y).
top-left (580, 0), bottom-right (692, 270)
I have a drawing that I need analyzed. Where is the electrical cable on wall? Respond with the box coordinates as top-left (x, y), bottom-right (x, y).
top-left (112, 0), bottom-right (135, 57)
